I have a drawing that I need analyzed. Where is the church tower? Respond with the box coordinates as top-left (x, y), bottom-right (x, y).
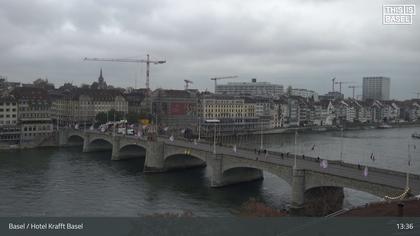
top-left (98, 68), bottom-right (107, 89)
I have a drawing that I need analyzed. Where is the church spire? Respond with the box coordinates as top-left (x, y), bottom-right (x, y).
top-left (97, 68), bottom-right (107, 89)
top-left (98, 68), bottom-right (104, 82)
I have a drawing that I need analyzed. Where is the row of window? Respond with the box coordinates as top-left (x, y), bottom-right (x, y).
top-left (21, 114), bottom-right (50, 118)
top-left (0, 135), bottom-right (20, 140)
top-left (205, 114), bottom-right (254, 118)
top-left (19, 107), bottom-right (49, 111)
top-left (23, 125), bottom-right (51, 132)
top-left (23, 132), bottom-right (50, 137)
top-left (0, 114), bottom-right (17, 118)
top-left (0, 120), bottom-right (17, 124)
top-left (0, 108), bottom-right (16, 112)
top-left (0, 102), bottom-right (17, 106)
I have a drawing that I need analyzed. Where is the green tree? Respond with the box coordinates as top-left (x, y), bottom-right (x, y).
top-left (95, 109), bottom-right (125, 125)
top-left (127, 111), bottom-right (141, 124)
top-left (95, 112), bottom-right (108, 125)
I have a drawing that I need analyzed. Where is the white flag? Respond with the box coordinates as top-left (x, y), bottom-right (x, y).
top-left (363, 166), bottom-right (368, 177)
top-left (89, 125), bottom-right (94, 130)
top-left (169, 135), bottom-right (174, 142)
top-left (320, 159), bottom-right (328, 169)
top-left (164, 127), bottom-right (169, 132)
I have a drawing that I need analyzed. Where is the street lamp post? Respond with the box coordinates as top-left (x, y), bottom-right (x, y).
top-left (198, 117), bottom-right (201, 141)
top-left (260, 120), bottom-right (264, 150)
top-left (340, 127), bottom-right (344, 162)
top-left (113, 112), bottom-right (116, 137)
top-left (205, 119), bottom-right (220, 154)
top-left (294, 129), bottom-right (298, 169)
top-left (214, 123), bottom-right (217, 154)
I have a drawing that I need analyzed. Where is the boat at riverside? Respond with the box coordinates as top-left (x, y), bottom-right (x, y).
top-left (412, 132), bottom-right (420, 139)
top-left (378, 124), bottom-right (392, 129)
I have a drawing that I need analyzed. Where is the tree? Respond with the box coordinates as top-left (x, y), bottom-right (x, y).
top-left (91, 82), bottom-right (99, 90)
top-left (95, 112), bottom-right (108, 125)
top-left (95, 109), bottom-right (125, 125)
top-left (127, 111), bottom-right (141, 124)
top-left (80, 84), bottom-right (90, 89)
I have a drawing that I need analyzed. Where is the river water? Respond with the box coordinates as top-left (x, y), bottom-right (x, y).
top-left (0, 127), bottom-right (419, 216)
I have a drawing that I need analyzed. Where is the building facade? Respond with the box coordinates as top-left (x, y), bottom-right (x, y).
top-left (152, 89), bottom-right (198, 132)
top-left (199, 95), bottom-right (263, 136)
top-left (215, 79), bottom-right (284, 98)
top-left (12, 87), bottom-right (53, 144)
top-left (0, 95), bottom-right (19, 144)
top-left (362, 76), bottom-right (390, 101)
top-left (291, 88), bottom-right (319, 101)
top-left (52, 89), bottom-right (128, 126)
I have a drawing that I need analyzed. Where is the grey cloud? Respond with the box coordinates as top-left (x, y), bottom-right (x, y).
top-left (0, 0), bottom-right (419, 99)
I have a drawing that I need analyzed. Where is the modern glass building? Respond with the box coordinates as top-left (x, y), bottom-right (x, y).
top-left (362, 76), bottom-right (390, 101)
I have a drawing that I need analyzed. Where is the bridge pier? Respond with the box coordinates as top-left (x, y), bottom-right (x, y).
top-left (58, 130), bottom-right (69, 147)
top-left (290, 168), bottom-right (306, 215)
top-left (111, 138), bottom-right (120, 161)
top-left (208, 155), bottom-right (263, 187)
top-left (303, 186), bottom-right (344, 216)
top-left (290, 169), bottom-right (344, 216)
top-left (143, 142), bottom-right (165, 173)
top-left (82, 135), bottom-right (91, 152)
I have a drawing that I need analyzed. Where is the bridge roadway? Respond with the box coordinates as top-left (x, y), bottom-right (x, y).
top-left (60, 130), bottom-right (420, 216)
top-left (166, 138), bottom-right (420, 195)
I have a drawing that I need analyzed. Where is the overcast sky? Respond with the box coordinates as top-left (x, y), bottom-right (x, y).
top-left (0, 0), bottom-right (419, 99)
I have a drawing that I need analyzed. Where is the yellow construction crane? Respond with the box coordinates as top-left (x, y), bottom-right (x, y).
top-left (210, 75), bottom-right (238, 92)
top-left (184, 80), bottom-right (193, 90)
top-left (348, 85), bottom-right (362, 99)
top-left (83, 54), bottom-right (166, 91)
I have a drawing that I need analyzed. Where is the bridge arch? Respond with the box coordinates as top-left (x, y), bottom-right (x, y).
top-left (163, 153), bottom-right (206, 170)
top-left (85, 137), bottom-right (113, 152)
top-left (303, 171), bottom-right (404, 199)
top-left (222, 163), bottom-right (293, 187)
top-left (117, 144), bottom-right (147, 160)
top-left (67, 134), bottom-right (84, 146)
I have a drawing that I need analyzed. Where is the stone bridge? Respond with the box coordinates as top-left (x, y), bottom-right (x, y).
top-left (59, 129), bottom-right (420, 216)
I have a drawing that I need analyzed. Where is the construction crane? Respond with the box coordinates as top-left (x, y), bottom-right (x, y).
top-left (331, 77), bottom-right (336, 92)
top-left (83, 54), bottom-right (166, 91)
top-left (335, 81), bottom-right (353, 93)
top-left (348, 85), bottom-right (362, 99)
top-left (184, 80), bottom-right (193, 90)
top-left (210, 75), bottom-right (238, 92)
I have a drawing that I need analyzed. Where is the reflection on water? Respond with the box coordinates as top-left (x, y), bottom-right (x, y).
top-left (1, 127), bottom-right (418, 216)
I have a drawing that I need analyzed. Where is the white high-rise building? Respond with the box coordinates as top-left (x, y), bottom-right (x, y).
top-left (362, 76), bottom-right (390, 101)
top-left (215, 78), bottom-right (284, 98)
top-left (291, 88), bottom-right (319, 101)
